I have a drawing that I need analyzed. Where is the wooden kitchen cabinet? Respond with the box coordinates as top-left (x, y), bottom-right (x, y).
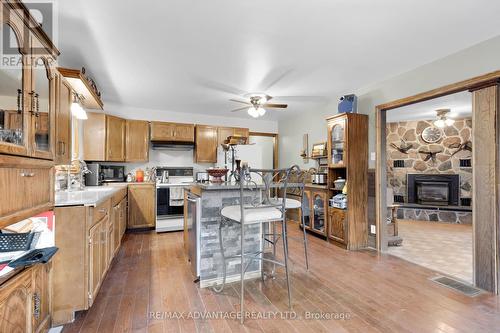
top-left (53, 193), bottom-right (128, 325)
top-left (88, 220), bottom-right (102, 307)
top-left (150, 121), bottom-right (195, 142)
top-left (106, 115), bottom-right (126, 161)
top-left (0, 155), bottom-right (54, 228)
top-left (54, 73), bottom-right (72, 165)
top-left (128, 183), bottom-right (156, 229)
top-left (0, 263), bottom-right (52, 333)
top-left (328, 207), bottom-right (347, 245)
top-left (32, 264), bottom-right (51, 333)
top-left (195, 125), bottom-right (218, 163)
top-left (83, 112), bottom-right (126, 161)
top-left (119, 198), bottom-right (127, 238)
top-left (0, 3), bottom-right (59, 160)
top-left (125, 120), bottom-right (149, 162)
top-left (0, 268), bottom-right (32, 333)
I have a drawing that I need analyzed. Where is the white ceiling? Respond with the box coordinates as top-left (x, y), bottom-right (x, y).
top-left (386, 91), bottom-right (472, 122)
top-left (55, 0), bottom-right (500, 120)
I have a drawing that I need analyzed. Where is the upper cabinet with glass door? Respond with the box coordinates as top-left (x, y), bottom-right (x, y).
top-left (0, 23), bottom-right (29, 156)
top-left (0, 1), bottom-right (59, 159)
top-left (31, 53), bottom-right (55, 159)
top-left (328, 117), bottom-right (346, 167)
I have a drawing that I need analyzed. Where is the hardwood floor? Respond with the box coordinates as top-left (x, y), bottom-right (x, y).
top-left (62, 223), bottom-right (500, 333)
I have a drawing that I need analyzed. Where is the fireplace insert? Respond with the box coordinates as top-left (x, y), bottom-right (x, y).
top-left (407, 174), bottom-right (459, 206)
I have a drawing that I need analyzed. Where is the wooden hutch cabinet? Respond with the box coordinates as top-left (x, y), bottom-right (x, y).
top-left (326, 113), bottom-right (368, 250)
top-left (0, 4), bottom-right (59, 161)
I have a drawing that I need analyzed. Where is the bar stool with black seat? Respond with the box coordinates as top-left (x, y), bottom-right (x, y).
top-left (213, 166), bottom-right (299, 324)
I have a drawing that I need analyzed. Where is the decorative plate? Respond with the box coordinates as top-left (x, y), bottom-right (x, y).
top-left (421, 126), bottom-right (442, 143)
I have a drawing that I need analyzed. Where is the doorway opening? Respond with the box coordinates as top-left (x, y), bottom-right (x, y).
top-left (384, 91), bottom-right (473, 283)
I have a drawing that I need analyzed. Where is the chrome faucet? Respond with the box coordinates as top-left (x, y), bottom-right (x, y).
top-left (68, 160), bottom-right (92, 191)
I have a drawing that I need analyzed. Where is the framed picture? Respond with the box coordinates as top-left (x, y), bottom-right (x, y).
top-left (311, 142), bottom-right (327, 158)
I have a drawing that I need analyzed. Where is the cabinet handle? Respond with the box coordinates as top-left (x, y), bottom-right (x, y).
top-left (33, 292), bottom-right (40, 320)
top-left (17, 89), bottom-right (22, 113)
top-left (20, 172), bottom-right (35, 177)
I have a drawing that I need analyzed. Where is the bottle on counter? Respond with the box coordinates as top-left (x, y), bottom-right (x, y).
top-left (135, 169), bottom-right (144, 182)
top-left (126, 173), bottom-right (134, 182)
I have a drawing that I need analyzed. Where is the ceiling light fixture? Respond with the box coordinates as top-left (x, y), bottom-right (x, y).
top-left (71, 93), bottom-right (88, 120)
top-left (433, 108), bottom-right (454, 128)
top-left (247, 107), bottom-right (259, 118)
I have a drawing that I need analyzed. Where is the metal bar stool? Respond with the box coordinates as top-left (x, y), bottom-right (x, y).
top-left (270, 168), bottom-right (309, 270)
top-left (213, 165), bottom-right (300, 324)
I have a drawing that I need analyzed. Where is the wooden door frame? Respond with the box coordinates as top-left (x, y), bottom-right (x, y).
top-left (249, 132), bottom-right (279, 169)
top-left (375, 70), bottom-right (500, 292)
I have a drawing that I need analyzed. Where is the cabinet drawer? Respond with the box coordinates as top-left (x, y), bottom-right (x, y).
top-left (92, 199), bottom-right (110, 223)
top-left (0, 157), bottom-right (54, 228)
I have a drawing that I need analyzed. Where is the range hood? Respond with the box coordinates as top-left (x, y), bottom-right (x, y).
top-left (151, 141), bottom-right (195, 151)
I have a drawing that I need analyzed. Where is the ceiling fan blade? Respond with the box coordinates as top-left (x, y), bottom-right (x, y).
top-left (257, 67), bottom-right (294, 92)
top-left (263, 103), bottom-right (288, 109)
top-left (229, 98), bottom-right (251, 105)
top-left (195, 77), bottom-right (247, 96)
top-left (230, 106), bottom-right (249, 113)
top-left (272, 96), bottom-right (328, 102)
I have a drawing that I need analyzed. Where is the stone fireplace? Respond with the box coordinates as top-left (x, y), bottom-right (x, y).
top-left (407, 174), bottom-right (460, 206)
top-left (386, 118), bottom-right (472, 224)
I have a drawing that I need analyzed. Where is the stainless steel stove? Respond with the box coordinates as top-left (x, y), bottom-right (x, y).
top-left (155, 167), bottom-right (193, 232)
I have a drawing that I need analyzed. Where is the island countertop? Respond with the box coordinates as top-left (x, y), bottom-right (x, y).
top-left (191, 181), bottom-right (303, 191)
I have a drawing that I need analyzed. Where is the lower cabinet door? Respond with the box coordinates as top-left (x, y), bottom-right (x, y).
top-left (0, 269), bottom-right (31, 333)
top-left (113, 205), bottom-right (121, 256)
top-left (108, 218), bottom-right (114, 267)
top-left (120, 199), bottom-right (127, 238)
top-left (329, 208), bottom-right (347, 244)
top-left (32, 264), bottom-right (50, 333)
top-left (100, 218), bottom-right (108, 280)
top-left (88, 221), bottom-right (101, 307)
top-left (128, 184), bottom-right (155, 229)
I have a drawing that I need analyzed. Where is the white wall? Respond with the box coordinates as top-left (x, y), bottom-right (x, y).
top-left (279, 35), bottom-right (500, 169)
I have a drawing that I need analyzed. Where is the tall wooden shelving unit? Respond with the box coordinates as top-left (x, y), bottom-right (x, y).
top-left (326, 113), bottom-right (368, 250)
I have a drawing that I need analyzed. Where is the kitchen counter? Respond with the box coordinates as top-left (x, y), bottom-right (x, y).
top-left (55, 185), bottom-right (128, 207)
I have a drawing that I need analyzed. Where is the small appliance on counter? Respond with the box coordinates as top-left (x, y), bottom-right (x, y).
top-left (196, 171), bottom-right (209, 183)
top-left (330, 193), bottom-right (347, 209)
top-left (333, 177), bottom-right (346, 190)
top-left (85, 163), bottom-right (125, 186)
top-left (155, 167), bottom-right (194, 233)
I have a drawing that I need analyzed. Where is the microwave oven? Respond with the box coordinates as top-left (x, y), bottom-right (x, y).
top-left (85, 164), bottom-right (125, 186)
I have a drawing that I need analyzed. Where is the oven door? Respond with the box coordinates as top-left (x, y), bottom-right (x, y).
top-left (156, 187), bottom-right (184, 218)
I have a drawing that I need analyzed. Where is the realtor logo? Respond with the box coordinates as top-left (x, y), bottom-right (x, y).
top-left (1, 0), bottom-right (57, 68)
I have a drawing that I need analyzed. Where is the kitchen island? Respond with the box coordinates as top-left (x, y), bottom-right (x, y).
top-left (185, 182), bottom-right (264, 288)
top-left (185, 181), bottom-right (303, 288)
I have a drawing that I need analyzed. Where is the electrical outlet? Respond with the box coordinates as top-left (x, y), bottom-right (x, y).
top-left (370, 152), bottom-right (376, 161)
top-left (370, 225), bottom-right (376, 234)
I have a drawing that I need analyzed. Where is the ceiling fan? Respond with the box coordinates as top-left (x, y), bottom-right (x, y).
top-left (230, 93), bottom-right (288, 118)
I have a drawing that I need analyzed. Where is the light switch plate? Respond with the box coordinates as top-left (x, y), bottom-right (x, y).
top-left (370, 152), bottom-right (376, 161)
top-left (370, 225), bottom-right (376, 234)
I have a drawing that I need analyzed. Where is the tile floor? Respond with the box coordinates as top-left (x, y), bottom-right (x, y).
top-left (387, 219), bottom-right (473, 283)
